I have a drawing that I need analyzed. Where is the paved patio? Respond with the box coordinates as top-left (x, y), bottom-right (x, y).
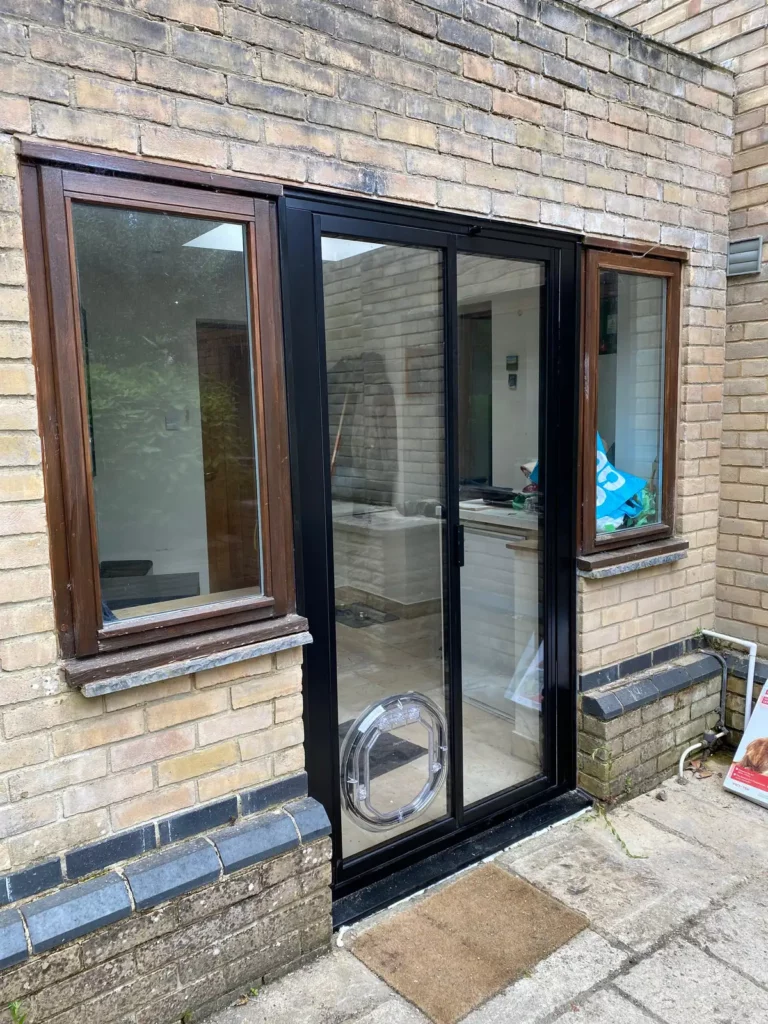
top-left (210, 754), bottom-right (768, 1024)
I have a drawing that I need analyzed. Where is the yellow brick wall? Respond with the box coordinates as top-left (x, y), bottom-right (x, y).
top-left (0, 0), bottom-right (733, 867)
top-left (578, 555), bottom-right (717, 672)
top-left (579, 0), bottom-right (768, 653)
top-left (0, 647), bottom-right (303, 874)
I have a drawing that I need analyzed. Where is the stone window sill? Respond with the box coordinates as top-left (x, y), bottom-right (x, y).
top-left (65, 614), bottom-right (312, 697)
top-left (576, 539), bottom-right (689, 579)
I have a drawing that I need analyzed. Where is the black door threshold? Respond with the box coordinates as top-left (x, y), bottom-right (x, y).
top-left (332, 788), bottom-right (592, 928)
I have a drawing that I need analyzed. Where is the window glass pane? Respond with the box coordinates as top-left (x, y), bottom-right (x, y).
top-left (596, 270), bottom-right (666, 538)
top-left (70, 203), bottom-right (262, 622)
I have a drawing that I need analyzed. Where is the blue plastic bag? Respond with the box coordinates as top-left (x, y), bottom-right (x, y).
top-left (595, 435), bottom-right (646, 519)
top-left (524, 436), bottom-right (645, 524)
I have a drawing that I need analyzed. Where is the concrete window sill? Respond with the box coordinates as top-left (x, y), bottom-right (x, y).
top-left (576, 539), bottom-right (689, 579)
top-left (64, 615), bottom-right (312, 697)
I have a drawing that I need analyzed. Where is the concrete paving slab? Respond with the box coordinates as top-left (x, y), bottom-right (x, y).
top-left (551, 987), bottom-right (657, 1023)
top-left (505, 808), bottom-right (745, 951)
top-left (672, 763), bottom-right (768, 829)
top-left (616, 937), bottom-right (768, 1024)
top-left (632, 778), bottom-right (768, 869)
top-left (691, 874), bottom-right (768, 988)
top-left (210, 951), bottom-right (393, 1024)
top-left (355, 999), bottom-right (431, 1023)
top-left (206, 776), bottom-right (766, 1024)
top-left (460, 930), bottom-right (627, 1024)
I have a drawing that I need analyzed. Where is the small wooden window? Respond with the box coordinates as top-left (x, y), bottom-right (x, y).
top-left (21, 151), bottom-right (294, 659)
top-left (580, 248), bottom-right (681, 555)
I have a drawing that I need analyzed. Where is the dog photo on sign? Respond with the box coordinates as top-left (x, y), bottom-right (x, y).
top-left (739, 737), bottom-right (768, 774)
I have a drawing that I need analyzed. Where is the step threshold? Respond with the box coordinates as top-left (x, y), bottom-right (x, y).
top-left (333, 788), bottom-right (592, 929)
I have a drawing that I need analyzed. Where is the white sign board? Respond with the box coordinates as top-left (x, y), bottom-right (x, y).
top-left (724, 677), bottom-right (768, 809)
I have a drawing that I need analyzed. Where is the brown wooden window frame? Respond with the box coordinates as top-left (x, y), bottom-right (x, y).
top-left (579, 246), bottom-right (682, 556)
top-left (20, 145), bottom-right (296, 662)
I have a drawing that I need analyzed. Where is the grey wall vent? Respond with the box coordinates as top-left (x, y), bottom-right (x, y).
top-left (727, 237), bottom-right (762, 276)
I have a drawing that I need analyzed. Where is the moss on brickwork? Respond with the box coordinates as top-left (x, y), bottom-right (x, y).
top-left (0, 839), bottom-right (332, 1024)
top-left (578, 674), bottom-right (721, 802)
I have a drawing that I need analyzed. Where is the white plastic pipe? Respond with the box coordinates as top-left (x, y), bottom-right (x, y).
top-left (702, 629), bottom-right (757, 728)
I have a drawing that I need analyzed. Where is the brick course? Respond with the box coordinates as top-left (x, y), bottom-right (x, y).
top-left (0, 653), bottom-right (303, 874)
top-left (0, 0), bottom-right (734, 868)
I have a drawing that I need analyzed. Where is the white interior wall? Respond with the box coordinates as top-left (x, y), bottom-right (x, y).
top-left (610, 274), bottom-right (665, 484)
top-left (456, 256), bottom-right (542, 491)
top-left (489, 288), bottom-right (540, 489)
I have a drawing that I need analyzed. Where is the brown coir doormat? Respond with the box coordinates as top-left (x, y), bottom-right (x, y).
top-left (352, 864), bottom-right (588, 1024)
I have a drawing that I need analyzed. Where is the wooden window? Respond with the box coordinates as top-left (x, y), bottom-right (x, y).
top-left (20, 148), bottom-right (295, 661)
top-left (580, 248), bottom-right (682, 554)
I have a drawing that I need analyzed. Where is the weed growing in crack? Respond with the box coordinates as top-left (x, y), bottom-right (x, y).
top-left (596, 803), bottom-right (647, 859)
top-left (8, 1002), bottom-right (27, 1024)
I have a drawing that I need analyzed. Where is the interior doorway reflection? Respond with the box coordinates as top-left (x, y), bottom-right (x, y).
top-left (457, 255), bottom-right (545, 808)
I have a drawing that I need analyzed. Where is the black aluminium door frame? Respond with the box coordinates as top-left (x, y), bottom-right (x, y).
top-left (278, 189), bottom-right (580, 899)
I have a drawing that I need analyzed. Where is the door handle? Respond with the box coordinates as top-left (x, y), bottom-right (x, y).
top-left (455, 524), bottom-right (465, 568)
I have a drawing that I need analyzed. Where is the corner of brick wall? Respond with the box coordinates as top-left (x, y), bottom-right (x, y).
top-left (577, 673), bottom-right (721, 801)
top-left (0, 836), bottom-right (332, 1024)
top-left (596, 0), bottom-right (768, 656)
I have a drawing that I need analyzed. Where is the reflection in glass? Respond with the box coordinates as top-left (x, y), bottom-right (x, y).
top-left (596, 271), bottom-right (666, 537)
top-left (70, 203), bottom-right (262, 622)
top-left (457, 254), bottom-right (544, 807)
top-left (322, 237), bottom-right (448, 859)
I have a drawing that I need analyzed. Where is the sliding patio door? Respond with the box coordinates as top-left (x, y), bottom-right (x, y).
top-left (282, 195), bottom-right (578, 898)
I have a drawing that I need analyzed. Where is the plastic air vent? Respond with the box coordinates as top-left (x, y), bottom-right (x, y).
top-left (727, 237), bottom-right (762, 276)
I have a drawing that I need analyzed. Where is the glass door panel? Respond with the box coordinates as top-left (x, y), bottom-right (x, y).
top-left (457, 254), bottom-right (545, 808)
top-left (321, 237), bottom-right (449, 859)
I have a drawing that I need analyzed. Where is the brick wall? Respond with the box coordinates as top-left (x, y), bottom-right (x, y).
top-left (0, 0), bottom-right (734, 869)
top-left (576, 3), bottom-right (768, 653)
top-left (578, 0), bottom-right (767, 56)
top-left (324, 245), bottom-right (444, 509)
top-left (0, 832), bottom-right (331, 1024)
top-left (578, 659), bottom-right (721, 800)
top-left (0, 647), bottom-right (304, 876)
top-left (724, 656), bottom-right (764, 742)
